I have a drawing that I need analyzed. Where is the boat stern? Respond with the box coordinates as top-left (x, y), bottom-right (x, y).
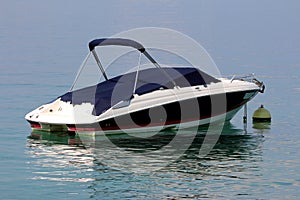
top-left (25, 98), bottom-right (73, 132)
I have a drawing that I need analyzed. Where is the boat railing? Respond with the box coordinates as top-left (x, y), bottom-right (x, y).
top-left (230, 73), bottom-right (256, 82)
top-left (230, 73), bottom-right (265, 93)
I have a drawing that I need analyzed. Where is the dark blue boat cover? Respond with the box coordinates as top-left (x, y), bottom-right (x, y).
top-left (60, 67), bottom-right (220, 116)
top-left (89, 38), bottom-right (145, 52)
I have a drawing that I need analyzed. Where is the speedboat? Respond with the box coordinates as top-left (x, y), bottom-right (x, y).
top-left (25, 38), bottom-right (265, 134)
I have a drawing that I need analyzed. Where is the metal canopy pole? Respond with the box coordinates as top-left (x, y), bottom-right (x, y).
top-left (70, 52), bottom-right (91, 91)
top-left (92, 49), bottom-right (108, 81)
top-left (142, 50), bottom-right (179, 89)
top-left (132, 52), bottom-right (142, 95)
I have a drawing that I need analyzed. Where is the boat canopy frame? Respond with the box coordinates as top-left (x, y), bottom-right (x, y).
top-left (64, 41), bottom-right (222, 116)
top-left (88, 38), bottom-right (178, 88)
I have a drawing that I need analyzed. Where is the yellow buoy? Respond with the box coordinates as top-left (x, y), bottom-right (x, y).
top-left (252, 105), bottom-right (271, 122)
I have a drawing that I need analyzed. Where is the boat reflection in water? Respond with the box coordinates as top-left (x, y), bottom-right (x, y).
top-left (27, 123), bottom-right (265, 198)
top-left (27, 122), bottom-right (264, 173)
top-left (29, 131), bottom-right (83, 146)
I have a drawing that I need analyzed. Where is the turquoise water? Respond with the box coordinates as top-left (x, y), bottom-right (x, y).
top-left (1, 1), bottom-right (300, 199)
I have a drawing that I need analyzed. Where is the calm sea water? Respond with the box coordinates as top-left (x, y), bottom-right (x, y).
top-left (1, 1), bottom-right (300, 199)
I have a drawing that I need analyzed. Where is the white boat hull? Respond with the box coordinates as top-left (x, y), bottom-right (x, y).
top-left (26, 78), bottom-right (260, 134)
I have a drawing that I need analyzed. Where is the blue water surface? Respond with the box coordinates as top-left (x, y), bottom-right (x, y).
top-left (0, 1), bottom-right (300, 199)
